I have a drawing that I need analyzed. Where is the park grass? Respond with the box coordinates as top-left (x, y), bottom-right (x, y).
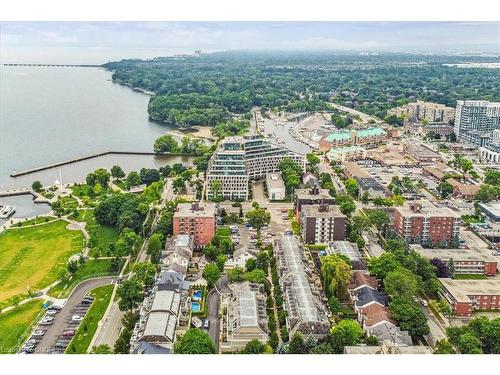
top-left (0, 300), bottom-right (43, 353)
top-left (70, 184), bottom-right (93, 199)
top-left (72, 209), bottom-right (119, 255)
top-left (453, 273), bottom-right (488, 280)
top-left (12, 216), bottom-right (57, 227)
top-left (60, 196), bottom-right (79, 210)
top-left (47, 258), bottom-right (121, 299)
top-left (65, 285), bottom-right (113, 354)
top-left (114, 180), bottom-right (127, 191)
top-left (0, 220), bottom-right (83, 308)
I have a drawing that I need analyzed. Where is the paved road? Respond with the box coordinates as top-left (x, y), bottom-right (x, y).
top-left (92, 301), bottom-right (124, 349)
top-left (34, 277), bottom-right (117, 354)
top-left (420, 303), bottom-right (447, 348)
top-left (207, 289), bottom-right (221, 353)
top-left (329, 102), bottom-right (382, 124)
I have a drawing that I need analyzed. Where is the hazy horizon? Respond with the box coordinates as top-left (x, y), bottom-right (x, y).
top-left (1, 21), bottom-right (499, 64)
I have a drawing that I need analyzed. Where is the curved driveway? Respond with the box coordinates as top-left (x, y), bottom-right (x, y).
top-left (35, 276), bottom-right (117, 354)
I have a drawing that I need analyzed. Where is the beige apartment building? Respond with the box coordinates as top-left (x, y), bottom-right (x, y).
top-left (388, 101), bottom-right (455, 124)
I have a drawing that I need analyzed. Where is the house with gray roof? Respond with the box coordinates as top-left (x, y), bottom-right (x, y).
top-left (220, 282), bottom-right (268, 353)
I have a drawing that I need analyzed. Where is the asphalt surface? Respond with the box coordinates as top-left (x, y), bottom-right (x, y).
top-left (92, 300), bottom-right (124, 349)
top-left (32, 277), bottom-right (117, 354)
top-left (206, 289), bottom-right (220, 352)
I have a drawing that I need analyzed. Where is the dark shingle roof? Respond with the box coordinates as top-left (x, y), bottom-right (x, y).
top-left (354, 285), bottom-right (388, 307)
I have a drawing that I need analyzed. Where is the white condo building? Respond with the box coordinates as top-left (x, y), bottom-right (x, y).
top-left (207, 135), bottom-right (304, 201)
top-left (455, 100), bottom-right (500, 146)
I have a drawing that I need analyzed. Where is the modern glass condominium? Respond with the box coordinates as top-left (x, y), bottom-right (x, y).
top-left (455, 100), bottom-right (500, 145)
top-left (207, 135), bottom-right (304, 201)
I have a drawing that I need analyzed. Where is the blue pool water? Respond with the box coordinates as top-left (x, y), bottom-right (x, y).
top-left (192, 302), bottom-right (201, 312)
top-left (193, 290), bottom-right (203, 301)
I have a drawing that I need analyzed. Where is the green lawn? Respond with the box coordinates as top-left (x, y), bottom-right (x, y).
top-left (12, 216), bottom-right (57, 227)
top-left (0, 300), bottom-right (43, 353)
top-left (114, 180), bottom-right (127, 191)
top-left (0, 220), bottom-right (83, 308)
top-left (48, 259), bottom-right (122, 298)
top-left (60, 196), bottom-right (79, 210)
top-left (453, 274), bottom-right (488, 280)
top-left (65, 285), bottom-right (114, 354)
top-left (72, 209), bottom-right (119, 256)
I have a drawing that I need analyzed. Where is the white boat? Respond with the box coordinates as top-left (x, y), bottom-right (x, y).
top-left (0, 205), bottom-right (16, 219)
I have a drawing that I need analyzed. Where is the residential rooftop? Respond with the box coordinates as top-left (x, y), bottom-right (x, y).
top-left (396, 200), bottom-right (460, 218)
top-left (266, 173), bottom-right (285, 189)
top-left (357, 177), bottom-right (385, 191)
top-left (478, 201), bottom-right (500, 217)
top-left (301, 204), bottom-right (346, 219)
top-left (410, 244), bottom-right (497, 263)
top-left (295, 187), bottom-right (334, 201)
top-left (439, 278), bottom-right (500, 303)
top-left (174, 202), bottom-right (216, 218)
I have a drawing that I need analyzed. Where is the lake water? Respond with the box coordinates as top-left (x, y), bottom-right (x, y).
top-left (0, 66), bottom-right (190, 220)
top-left (0, 66), bottom-right (179, 189)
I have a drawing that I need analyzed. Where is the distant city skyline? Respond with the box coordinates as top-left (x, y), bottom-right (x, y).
top-left (1, 22), bottom-right (499, 64)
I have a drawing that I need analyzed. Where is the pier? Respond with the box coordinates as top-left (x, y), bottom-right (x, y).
top-left (9, 151), bottom-right (189, 178)
top-left (1, 63), bottom-right (101, 68)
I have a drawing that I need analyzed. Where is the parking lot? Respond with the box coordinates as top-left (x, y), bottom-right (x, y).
top-left (24, 277), bottom-right (117, 354)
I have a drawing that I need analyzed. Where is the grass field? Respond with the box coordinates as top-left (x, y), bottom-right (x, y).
top-left (0, 300), bottom-right (43, 353)
top-left (66, 285), bottom-right (113, 354)
top-left (12, 216), bottom-right (57, 227)
top-left (453, 274), bottom-right (488, 280)
top-left (73, 210), bottom-right (119, 255)
top-left (48, 258), bottom-right (122, 298)
top-left (0, 220), bottom-right (83, 308)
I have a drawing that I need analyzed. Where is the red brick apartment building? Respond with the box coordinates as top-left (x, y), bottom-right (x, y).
top-left (410, 245), bottom-right (498, 276)
top-left (173, 202), bottom-right (216, 247)
top-left (393, 201), bottom-right (461, 246)
top-left (440, 278), bottom-right (500, 317)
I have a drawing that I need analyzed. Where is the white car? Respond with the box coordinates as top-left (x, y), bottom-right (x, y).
top-left (420, 299), bottom-right (428, 307)
top-left (32, 330), bottom-right (45, 337)
top-left (46, 309), bottom-right (58, 315)
top-left (72, 315), bottom-right (84, 321)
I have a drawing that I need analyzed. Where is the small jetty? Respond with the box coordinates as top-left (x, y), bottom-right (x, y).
top-left (1, 63), bottom-right (101, 68)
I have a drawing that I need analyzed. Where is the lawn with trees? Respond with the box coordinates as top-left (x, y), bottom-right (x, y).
top-left (0, 300), bottom-right (43, 353)
top-left (0, 220), bottom-right (83, 308)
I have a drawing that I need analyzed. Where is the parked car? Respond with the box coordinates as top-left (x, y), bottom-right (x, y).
top-left (420, 299), bottom-right (428, 307)
top-left (204, 319), bottom-right (210, 329)
top-left (63, 330), bottom-right (75, 337)
top-left (47, 305), bottom-right (62, 311)
top-left (46, 309), bottom-right (59, 315)
top-left (83, 296), bottom-right (95, 301)
top-left (72, 315), bottom-right (84, 321)
top-left (81, 299), bottom-right (93, 305)
top-left (32, 330), bottom-right (45, 337)
top-left (39, 320), bottom-right (53, 326)
top-left (42, 316), bottom-right (54, 322)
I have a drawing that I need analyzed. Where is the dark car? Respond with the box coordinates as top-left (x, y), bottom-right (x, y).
top-left (81, 299), bottom-right (93, 305)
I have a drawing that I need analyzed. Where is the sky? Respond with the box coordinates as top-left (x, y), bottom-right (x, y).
top-left (1, 22), bottom-right (499, 64)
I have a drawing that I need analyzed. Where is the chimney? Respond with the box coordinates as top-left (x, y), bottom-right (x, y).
top-left (310, 185), bottom-right (320, 195)
top-left (410, 202), bottom-right (421, 213)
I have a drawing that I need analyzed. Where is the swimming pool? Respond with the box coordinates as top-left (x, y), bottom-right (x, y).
top-left (192, 302), bottom-right (201, 313)
top-left (192, 290), bottom-right (203, 301)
